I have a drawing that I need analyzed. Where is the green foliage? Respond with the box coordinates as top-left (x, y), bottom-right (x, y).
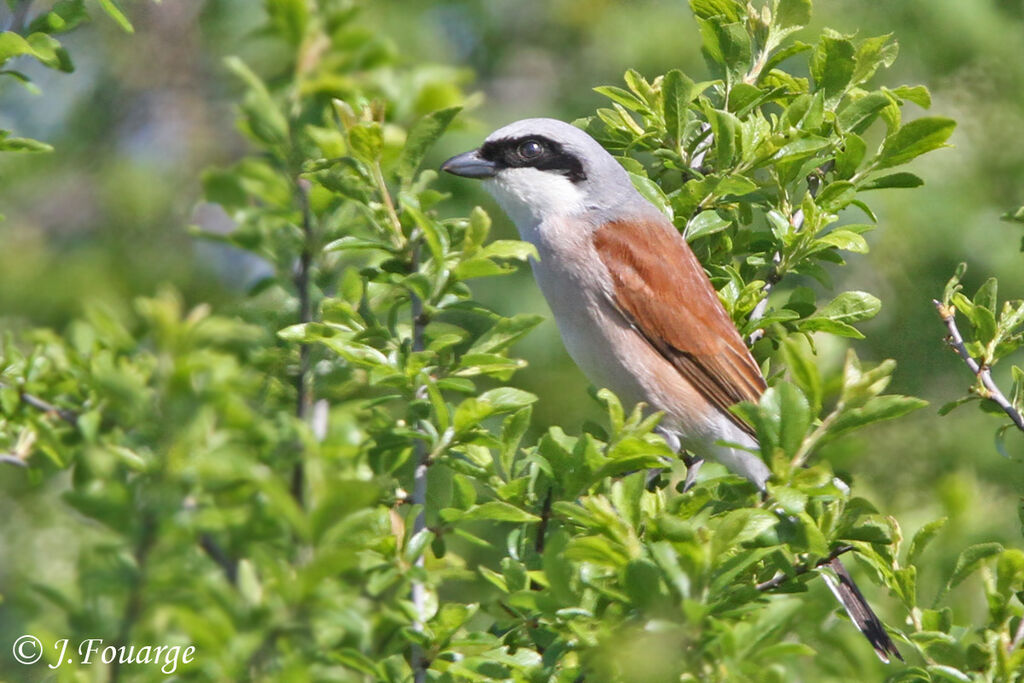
top-left (0, 0), bottom-right (139, 154)
top-left (1, 1), bottom-right (1022, 682)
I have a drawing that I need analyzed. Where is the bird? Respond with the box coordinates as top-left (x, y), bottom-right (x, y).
top-left (442, 117), bottom-right (902, 663)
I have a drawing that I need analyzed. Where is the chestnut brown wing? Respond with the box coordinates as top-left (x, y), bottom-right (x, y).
top-left (593, 217), bottom-right (765, 437)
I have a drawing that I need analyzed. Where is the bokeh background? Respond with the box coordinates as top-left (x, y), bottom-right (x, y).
top-left (1, 0), bottom-right (1023, 673)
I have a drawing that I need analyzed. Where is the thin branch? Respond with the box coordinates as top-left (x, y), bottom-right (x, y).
top-left (534, 487), bottom-right (553, 554)
top-left (790, 405), bottom-right (841, 468)
top-left (291, 179), bottom-right (316, 505)
top-left (746, 163), bottom-right (832, 346)
top-left (0, 380), bottom-right (79, 426)
top-left (747, 254), bottom-right (781, 345)
top-left (933, 300), bottom-right (1024, 434)
top-left (199, 533), bottom-right (238, 584)
top-left (756, 544), bottom-right (855, 592)
top-left (110, 512), bottom-right (157, 683)
top-left (372, 163), bottom-right (406, 248)
top-left (743, 40), bottom-right (772, 85)
top-left (409, 236), bottom-right (430, 683)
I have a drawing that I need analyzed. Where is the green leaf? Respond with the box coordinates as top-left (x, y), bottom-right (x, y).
top-left (689, 0), bottom-right (743, 22)
top-left (225, 56), bottom-right (288, 146)
top-left (812, 290), bottom-right (881, 325)
top-left (888, 84), bottom-right (932, 108)
top-left (468, 314), bottom-right (544, 355)
top-left (0, 133), bottom-right (52, 152)
top-left (96, 0), bottom-right (134, 33)
top-left (937, 395), bottom-right (979, 416)
top-left (837, 91), bottom-right (890, 133)
top-left (453, 388), bottom-right (537, 432)
top-left (768, 484), bottom-right (808, 515)
top-left (829, 395), bottom-right (928, 437)
top-left (877, 117), bottom-right (956, 169)
top-left (594, 85), bottom-right (649, 113)
top-left (935, 542), bottom-right (1004, 604)
top-left (782, 337), bottom-right (822, 414)
top-left (461, 501), bottom-right (540, 523)
top-left (860, 172), bottom-right (924, 190)
top-left (0, 31), bottom-right (71, 71)
top-left (396, 106), bottom-right (461, 184)
top-left (629, 172), bottom-right (673, 219)
top-left (839, 515), bottom-right (894, 543)
top-left (770, 136), bottom-right (830, 165)
top-left (908, 517), bottom-right (947, 566)
top-left (663, 69), bottom-right (696, 143)
top-left (815, 181), bottom-right (856, 212)
top-left (404, 528), bottom-right (435, 564)
top-left (774, 382), bottom-right (811, 457)
top-left (851, 34), bottom-right (897, 86)
top-left (810, 31), bottom-right (855, 103)
top-left (28, 1), bottom-right (90, 35)
top-left (707, 107), bottom-right (741, 168)
top-left (685, 210), bottom-right (732, 241)
top-left (1002, 205), bottom-right (1024, 224)
top-left (817, 229), bottom-right (868, 253)
top-left (973, 278), bottom-right (997, 314)
top-left (775, 0), bottom-right (811, 29)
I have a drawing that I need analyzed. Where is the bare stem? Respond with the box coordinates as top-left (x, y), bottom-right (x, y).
top-left (756, 545), bottom-right (855, 592)
top-left (534, 487), bottom-right (554, 554)
top-left (747, 253), bottom-right (781, 346)
top-left (372, 164), bottom-right (405, 247)
top-left (743, 45), bottom-right (771, 85)
top-left (409, 236), bottom-right (430, 683)
top-left (291, 179), bottom-right (316, 505)
top-left (790, 405), bottom-right (841, 469)
top-left (933, 300), bottom-right (1024, 434)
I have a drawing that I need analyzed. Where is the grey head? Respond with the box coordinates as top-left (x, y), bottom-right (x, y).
top-left (442, 118), bottom-right (648, 229)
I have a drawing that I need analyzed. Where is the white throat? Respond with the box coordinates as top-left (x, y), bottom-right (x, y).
top-left (483, 168), bottom-right (586, 237)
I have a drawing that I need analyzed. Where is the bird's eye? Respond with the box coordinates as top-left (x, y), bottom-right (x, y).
top-left (518, 140), bottom-right (544, 159)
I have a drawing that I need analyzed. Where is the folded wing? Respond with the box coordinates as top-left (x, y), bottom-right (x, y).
top-left (593, 217), bottom-right (765, 437)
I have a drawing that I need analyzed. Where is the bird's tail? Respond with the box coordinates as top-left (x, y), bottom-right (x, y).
top-left (821, 557), bottom-right (903, 663)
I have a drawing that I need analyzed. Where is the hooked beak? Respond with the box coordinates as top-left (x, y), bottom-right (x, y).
top-left (441, 149), bottom-right (497, 179)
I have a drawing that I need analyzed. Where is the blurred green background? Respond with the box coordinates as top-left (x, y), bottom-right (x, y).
top-left (1, 0), bottom-right (1023, 672)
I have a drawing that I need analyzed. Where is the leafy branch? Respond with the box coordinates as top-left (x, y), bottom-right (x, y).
top-left (935, 263), bottom-right (1024, 444)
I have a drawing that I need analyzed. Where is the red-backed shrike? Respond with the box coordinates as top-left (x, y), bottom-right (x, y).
top-left (442, 118), bottom-right (901, 662)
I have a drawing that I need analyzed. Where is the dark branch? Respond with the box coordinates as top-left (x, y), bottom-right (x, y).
top-left (199, 533), bottom-right (238, 584)
top-left (0, 380), bottom-right (79, 427)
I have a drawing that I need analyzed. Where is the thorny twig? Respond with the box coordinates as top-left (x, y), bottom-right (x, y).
top-left (933, 300), bottom-right (1024, 434)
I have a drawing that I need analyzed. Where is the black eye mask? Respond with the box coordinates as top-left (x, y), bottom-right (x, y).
top-left (478, 135), bottom-right (587, 183)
